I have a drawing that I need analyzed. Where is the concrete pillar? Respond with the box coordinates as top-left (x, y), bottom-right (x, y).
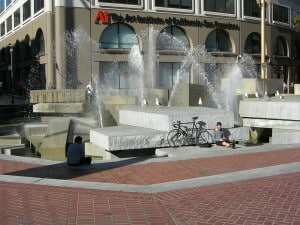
top-left (295, 84), bottom-right (300, 95)
top-left (46, 13), bottom-right (55, 89)
top-left (54, 6), bottom-right (66, 89)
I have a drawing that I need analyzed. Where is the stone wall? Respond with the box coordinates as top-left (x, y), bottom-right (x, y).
top-left (30, 89), bottom-right (87, 103)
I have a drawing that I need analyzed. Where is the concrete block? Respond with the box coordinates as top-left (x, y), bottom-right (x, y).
top-left (0, 133), bottom-right (22, 145)
top-left (84, 142), bottom-right (117, 160)
top-left (271, 129), bottom-right (300, 144)
top-left (119, 106), bottom-right (234, 131)
top-left (239, 98), bottom-right (300, 121)
top-left (295, 84), bottom-right (300, 95)
top-left (221, 78), bottom-right (283, 95)
top-left (242, 118), bottom-right (300, 130)
top-left (24, 123), bottom-right (48, 148)
top-left (30, 89), bottom-right (86, 103)
top-left (39, 118), bottom-right (70, 161)
top-left (33, 103), bottom-right (87, 114)
top-left (167, 83), bottom-right (208, 106)
top-left (90, 125), bottom-right (249, 151)
top-left (90, 125), bottom-right (168, 151)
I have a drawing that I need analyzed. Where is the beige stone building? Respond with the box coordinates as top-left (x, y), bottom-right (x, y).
top-left (0, 0), bottom-right (299, 96)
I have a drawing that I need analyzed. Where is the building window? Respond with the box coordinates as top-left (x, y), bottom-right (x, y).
top-left (274, 36), bottom-right (287, 56)
top-left (273, 4), bottom-right (289, 24)
top-left (244, 0), bottom-right (260, 17)
top-left (34, 0), bottom-right (44, 13)
top-left (23, 0), bottom-right (31, 21)
top-left (35, 29), bottom-right (45, 53)
top-left (205, 29), bottom-right (232, 52)
top-left (0, 22), bottom-right (5, 36)
top-left (99, 0), bottom-right (141, 5)
top-left (292, 9), bottom-right (300, 30)
top-left (14, 8), bottom-right (20, 27)
top-left (0, 0), bottom-right (5, 13)
top-left (294, 40), bottom-right (300, 59)
top-left (155, 0), bottom-right (192, 9)
top-left (100, 62), bottom-right (140, 90)
top-left (0, 0), bottom-right (4, 13)
top-left (6, 0), bottom-right (11, 8)
top-left (99, 23), bottom-right (138, 49)
top-left (158, 62), bottom-right (189, 88)
top-left (244, 32), bottom-right (260, 54)
top-left (6, 15), bottom-right (12, 32)
top-left (156, 26), bottom-right (190, 51)
top-left (204, 0), bottom-right (234, 14)
top-left (24, 35), bottom-right (31, 58)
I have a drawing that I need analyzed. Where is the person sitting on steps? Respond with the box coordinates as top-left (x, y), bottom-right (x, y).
top-left (213, 122), bottom-right (235, 149)
top-left (67, 136), bottom-right (92, 166)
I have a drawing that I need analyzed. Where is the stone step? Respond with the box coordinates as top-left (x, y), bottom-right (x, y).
top-left (0, 133), bottom-right (22, 145)
top-left (90, 125), bottom-right (249, 151)
top-left (242, 118), bottom-right (300, 131)
top-left (271, 129), bottom-right (300, 144)
top-left (239, 97), bottom-right (300, 121)
top-left (119, 106), bottom-right (234, 132)
top-left (90, 125), bottom-right (168, 151)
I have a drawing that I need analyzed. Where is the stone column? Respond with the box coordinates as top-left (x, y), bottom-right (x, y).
top-left (46, 12), bottom-right (55, 89)
top-left (54, 6), bottom-right (67, 89)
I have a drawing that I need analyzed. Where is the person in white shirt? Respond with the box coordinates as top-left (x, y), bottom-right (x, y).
top-left (86, 81), bottom-right (94, 102)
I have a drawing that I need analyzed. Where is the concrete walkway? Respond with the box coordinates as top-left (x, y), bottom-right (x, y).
top-left (1, 143), bottom-right (300, 225)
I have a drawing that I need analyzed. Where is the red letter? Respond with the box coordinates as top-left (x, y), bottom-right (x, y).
top-left (94, 11), bottom-right (110, 24)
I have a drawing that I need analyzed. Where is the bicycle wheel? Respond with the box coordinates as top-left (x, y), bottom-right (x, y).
top-left (167, 129), bottom-right (185, 147)
top-left (198, 130), bottom-right (213, 145)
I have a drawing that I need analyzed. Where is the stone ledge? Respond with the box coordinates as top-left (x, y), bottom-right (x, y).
top-left (242, 118), bottom-right (300, 131)
top-left (271, 129), bottom-right (300, 144)
top-left (33, 103), bottom-right (87, 114)
top-left (30, 89), bottom-right (87, 103)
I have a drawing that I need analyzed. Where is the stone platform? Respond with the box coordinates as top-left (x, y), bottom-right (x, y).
top-left (239, 95), bottom-right (300, 144)
top-left (119, 106), bottom-right (234, 131)
top-left (91, 106), bottom-right (249, 151)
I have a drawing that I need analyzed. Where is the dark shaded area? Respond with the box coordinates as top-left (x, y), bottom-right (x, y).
top-left (3, 155), bottom-right (153, 180)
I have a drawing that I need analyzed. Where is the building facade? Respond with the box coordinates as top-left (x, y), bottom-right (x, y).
top-left (0, 0), bottom-right (299, 95)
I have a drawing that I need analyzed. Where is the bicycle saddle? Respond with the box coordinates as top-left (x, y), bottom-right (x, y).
top-left (192, 116), bottom-right (198, 120)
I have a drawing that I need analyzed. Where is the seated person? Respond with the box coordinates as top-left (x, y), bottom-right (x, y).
top-left (213, 122), bottom-right (235, 149)
top-left (67, 136), bottom-right (92, 166)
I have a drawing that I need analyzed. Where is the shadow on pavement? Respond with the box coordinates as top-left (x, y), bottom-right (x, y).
top-left (3, 156), bottom-right (154, 180)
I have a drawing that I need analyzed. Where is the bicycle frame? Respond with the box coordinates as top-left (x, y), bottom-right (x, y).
top-left (167, 117), bottom-right (211, 147)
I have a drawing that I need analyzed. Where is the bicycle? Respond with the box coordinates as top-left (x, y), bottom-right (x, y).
top-left (167, 116), bottom-right (212, 147)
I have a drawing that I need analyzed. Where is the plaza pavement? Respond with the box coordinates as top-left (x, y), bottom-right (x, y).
top-left (0, 143), bottom-right (300, 225)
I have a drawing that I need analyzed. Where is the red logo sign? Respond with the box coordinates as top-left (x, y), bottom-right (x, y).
top-left (94, 11), bottom-right (110, 24)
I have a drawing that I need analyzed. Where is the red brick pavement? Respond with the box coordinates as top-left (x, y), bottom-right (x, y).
top-left (0, 147), bottom-right (300, 225)
top-left (1, 173), bottom-right (299, 225)
top-left (0, 148), bottom-right (299, 184)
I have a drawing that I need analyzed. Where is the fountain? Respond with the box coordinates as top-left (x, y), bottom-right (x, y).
top-left (24, 26), bottom-right (253, 161)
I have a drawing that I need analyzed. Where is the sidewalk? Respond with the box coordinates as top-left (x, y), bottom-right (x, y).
top-left (1, 143), bottom-right (300, 225)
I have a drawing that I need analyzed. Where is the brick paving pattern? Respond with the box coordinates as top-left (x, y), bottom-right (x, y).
top-left (0, 147), bottom-right (299, 225)
top-left (0, 148), bottom-right (299, 184)
top-left (1, 173), bottom-right (299, 225)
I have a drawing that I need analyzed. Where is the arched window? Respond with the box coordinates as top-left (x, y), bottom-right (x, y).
top-left (99, 23), bottom-right (138, 49)
top-left (205, 29), bottom-right (232, 52)
top-left (35, 29), bottom-right (45, 53)
top-left (244, 32), bottom-right (260, 54)
top-left (14, 40), bottom-right (21, 62)
top-left (24, 35), bottom-right (31, 58)
top-left (156, 26), bottom-right (190, 51)
top-left (294, 40), bottom-right (300, 59)
top-left (275, 36), bottom-right (287, 56)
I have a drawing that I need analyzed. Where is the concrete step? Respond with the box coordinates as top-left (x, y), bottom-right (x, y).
top-left (239, 97), bottom-right (300, 121)
top-left (271, 129), bottom-right (300, 144)
top-left (90, 125), bottom-right (249, 151)
top-left (0, 133), bottom-right (22, 145)
top-left (119, 106), bottom-right (234, 131)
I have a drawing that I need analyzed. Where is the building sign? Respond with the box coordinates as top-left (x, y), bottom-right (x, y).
top-left (94, 11), bottom-right (240, 30)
